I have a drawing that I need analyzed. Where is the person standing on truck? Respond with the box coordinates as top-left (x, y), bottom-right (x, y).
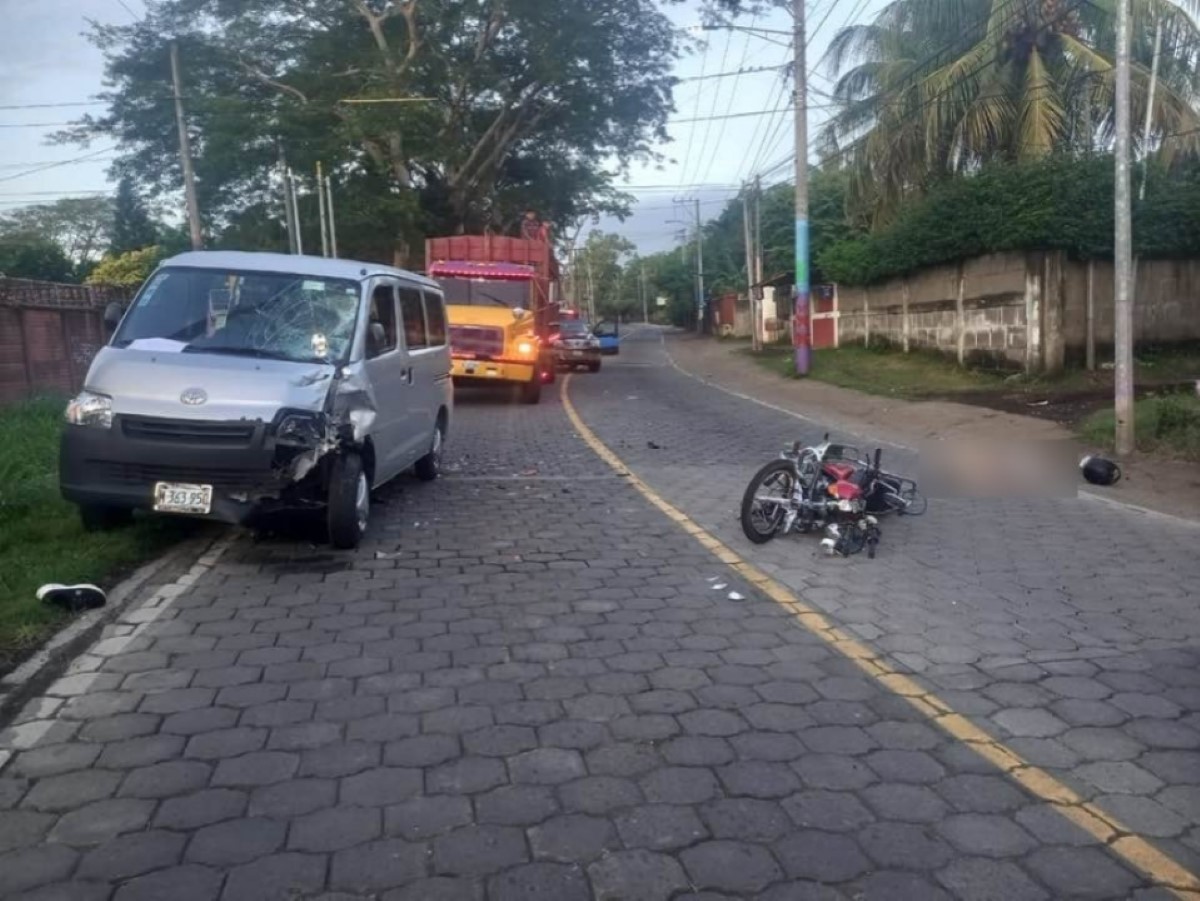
top-left (520, 210), bottom-right (549, 242)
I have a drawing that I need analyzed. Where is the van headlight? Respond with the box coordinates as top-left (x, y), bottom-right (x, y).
top-left (275, 411), bottom-right (327, 447)
top-left (65, 390), bottom-right (113, 429)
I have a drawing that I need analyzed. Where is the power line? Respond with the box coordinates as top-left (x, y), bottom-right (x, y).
top-left (686, 24), bottom-right (737, 189)
top-left (0, 157), bottom-right (116, 170)
top-left (696, 11), bottom-right (761, 188)
top-left (671, 103), bottom-right (845, 126)
top-left (0, 101), bottom-right (107, 111)
top-left (0, 146), bottom-right (117, 185)
top-left (0, 122), bottom-right (75, 129)
top-left (113, 0), bottom-right (141, 20)
top-left (676, 64), bottom-right (789, 83)
top-left (0, 190), bottom-right (111, 197)
top-left (677, 33), bottom-right (711, 193)
top-left (738, 50), bottom-right (793, 183)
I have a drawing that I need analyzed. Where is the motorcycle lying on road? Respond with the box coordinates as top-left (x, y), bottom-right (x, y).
top-left (739, 434), bottom-right (926, 557)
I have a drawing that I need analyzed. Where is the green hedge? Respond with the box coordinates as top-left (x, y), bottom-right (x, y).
top-left (818, 156), bottom-right (1200, 286)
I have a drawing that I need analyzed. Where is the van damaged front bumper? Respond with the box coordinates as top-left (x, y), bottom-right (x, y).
top-left (60, 411), bottom-right (341, 526)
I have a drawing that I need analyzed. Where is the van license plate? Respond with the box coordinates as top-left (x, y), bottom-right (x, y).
top-left (153, 483), bottom-right (213, 515)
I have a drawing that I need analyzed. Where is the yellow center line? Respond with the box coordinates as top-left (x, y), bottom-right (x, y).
top-left (560, 374), bottom-right (1200, 897)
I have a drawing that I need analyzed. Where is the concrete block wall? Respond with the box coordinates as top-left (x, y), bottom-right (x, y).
top-left (834, 250), bottom-right (1200, 373)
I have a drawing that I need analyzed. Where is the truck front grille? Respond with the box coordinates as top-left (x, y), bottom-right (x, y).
top-left (450, 325), bottom-right (505, 358)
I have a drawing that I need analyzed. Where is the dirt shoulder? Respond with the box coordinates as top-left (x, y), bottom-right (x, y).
top-left (663, 332), bottom-right (1200, 522)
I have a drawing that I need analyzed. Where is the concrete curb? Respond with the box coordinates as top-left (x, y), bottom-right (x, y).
top-left (0, 528), bottom-right (227, 726)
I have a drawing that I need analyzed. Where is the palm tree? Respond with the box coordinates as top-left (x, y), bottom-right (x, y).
top-left (821, 0), bottom-right (1200, 223)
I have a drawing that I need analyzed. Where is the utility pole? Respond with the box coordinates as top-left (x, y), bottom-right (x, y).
top-left (316, 162), bottom-right (329, 257)
top-left (170, 42), bottom-right (203, 250)
top-left (279, 153), bottom-right (298, 254)
top-left (640, 264), bottom-right (649, 324)
top-left (694, 198), bottom-right (705, 334)
top-left (1114, 0), bottom-right (1134, 455)
top-left (754, 176), bottom-right (764, 341)
top-left (743, 185), bottom-right (758, 350)
top-left (325, 173), bottom-right (338, 258)
top-left (792, 0), bottom-right (810, 374)
top-left (287, 168), bottom-right (304, 256)
top-left (585, 249), bottom-right (596, 323)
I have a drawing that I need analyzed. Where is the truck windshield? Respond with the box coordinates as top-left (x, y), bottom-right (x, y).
top-left (112, 267), bottom-right (361, 364)
top-left (437, 277), bottom-right (530, 309)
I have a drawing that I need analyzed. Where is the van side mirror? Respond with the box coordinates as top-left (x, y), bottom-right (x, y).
top-left (103, 301), bottom-right (126, 331)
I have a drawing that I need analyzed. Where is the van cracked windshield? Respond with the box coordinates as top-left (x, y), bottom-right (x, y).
top-left (3, 0), bottom-right (1198, 897)
top-left (114, 266), bottom-right (361, 364)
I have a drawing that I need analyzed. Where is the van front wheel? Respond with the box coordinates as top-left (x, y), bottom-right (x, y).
top-left (328, 452), bottom-right (369, 549)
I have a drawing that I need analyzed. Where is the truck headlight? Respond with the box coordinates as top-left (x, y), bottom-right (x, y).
top-left (65, 390), bottom-right (113, 429)
top-left (516, 339), bottom-right (537, 356)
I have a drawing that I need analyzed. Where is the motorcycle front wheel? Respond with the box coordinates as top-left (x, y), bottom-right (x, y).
top-left (740, 459), bottom-right (797, 545)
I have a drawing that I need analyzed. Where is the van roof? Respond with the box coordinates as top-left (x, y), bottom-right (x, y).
top-left (161, 251), bottom-right (441, 290)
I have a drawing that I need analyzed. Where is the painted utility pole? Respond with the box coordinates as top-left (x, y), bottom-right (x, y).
top-left (792, 0), bottom-right (810, 374)
top-left (170, 42), bottom-right (203, 250)
top-left (694, 198), bottom-right (705, 334)
top-left (317, 162), bottom-right (330, 257)
top-left (325, 173), bottom-right (338, 258)
top-left (1114, 0), bottom-right (1134, 455)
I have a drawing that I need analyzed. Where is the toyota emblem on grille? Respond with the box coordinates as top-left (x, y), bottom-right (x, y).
top-left (180, 388), bottom-right (208, 406)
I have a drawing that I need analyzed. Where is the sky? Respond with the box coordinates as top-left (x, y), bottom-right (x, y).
top-left (0, 0), bottom-right (886, 255)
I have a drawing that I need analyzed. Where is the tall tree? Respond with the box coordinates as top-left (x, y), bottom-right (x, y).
top-left (576, 231), bottom-right (638, 318)
top-left (0, 197), bottom-right (114, 270)
top-left (110, 177), bottom-right (158, 255)
top-left (822, 0), bottom-right (1200, 223)
top-left (60, 0), bottom-right (679, 266)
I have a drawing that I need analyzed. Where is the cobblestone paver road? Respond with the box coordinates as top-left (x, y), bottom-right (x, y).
top-left (2, 329), bottom-right (1198, 900)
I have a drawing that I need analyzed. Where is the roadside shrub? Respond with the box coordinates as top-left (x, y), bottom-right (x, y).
top-left (818, 157), bottom-right (1200, 285)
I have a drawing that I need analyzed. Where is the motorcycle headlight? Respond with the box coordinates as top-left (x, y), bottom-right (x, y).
top-left (275, 411), bottom-right (327, 447)
top-left (65, 390), bottom-right (113, 429)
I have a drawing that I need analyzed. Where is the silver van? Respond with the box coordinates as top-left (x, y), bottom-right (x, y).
top-left (60, 251), bottom-right (453, 549)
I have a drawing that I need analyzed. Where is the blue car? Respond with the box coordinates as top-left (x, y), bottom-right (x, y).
top-left (594, 320), bottom-right (619, 355)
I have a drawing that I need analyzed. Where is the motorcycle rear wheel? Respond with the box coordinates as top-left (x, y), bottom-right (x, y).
top-left (741, 459), bottom-right (796, 545)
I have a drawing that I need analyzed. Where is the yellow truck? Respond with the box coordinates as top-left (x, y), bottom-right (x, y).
top-left (426, 236), bottom-right (559, 405)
